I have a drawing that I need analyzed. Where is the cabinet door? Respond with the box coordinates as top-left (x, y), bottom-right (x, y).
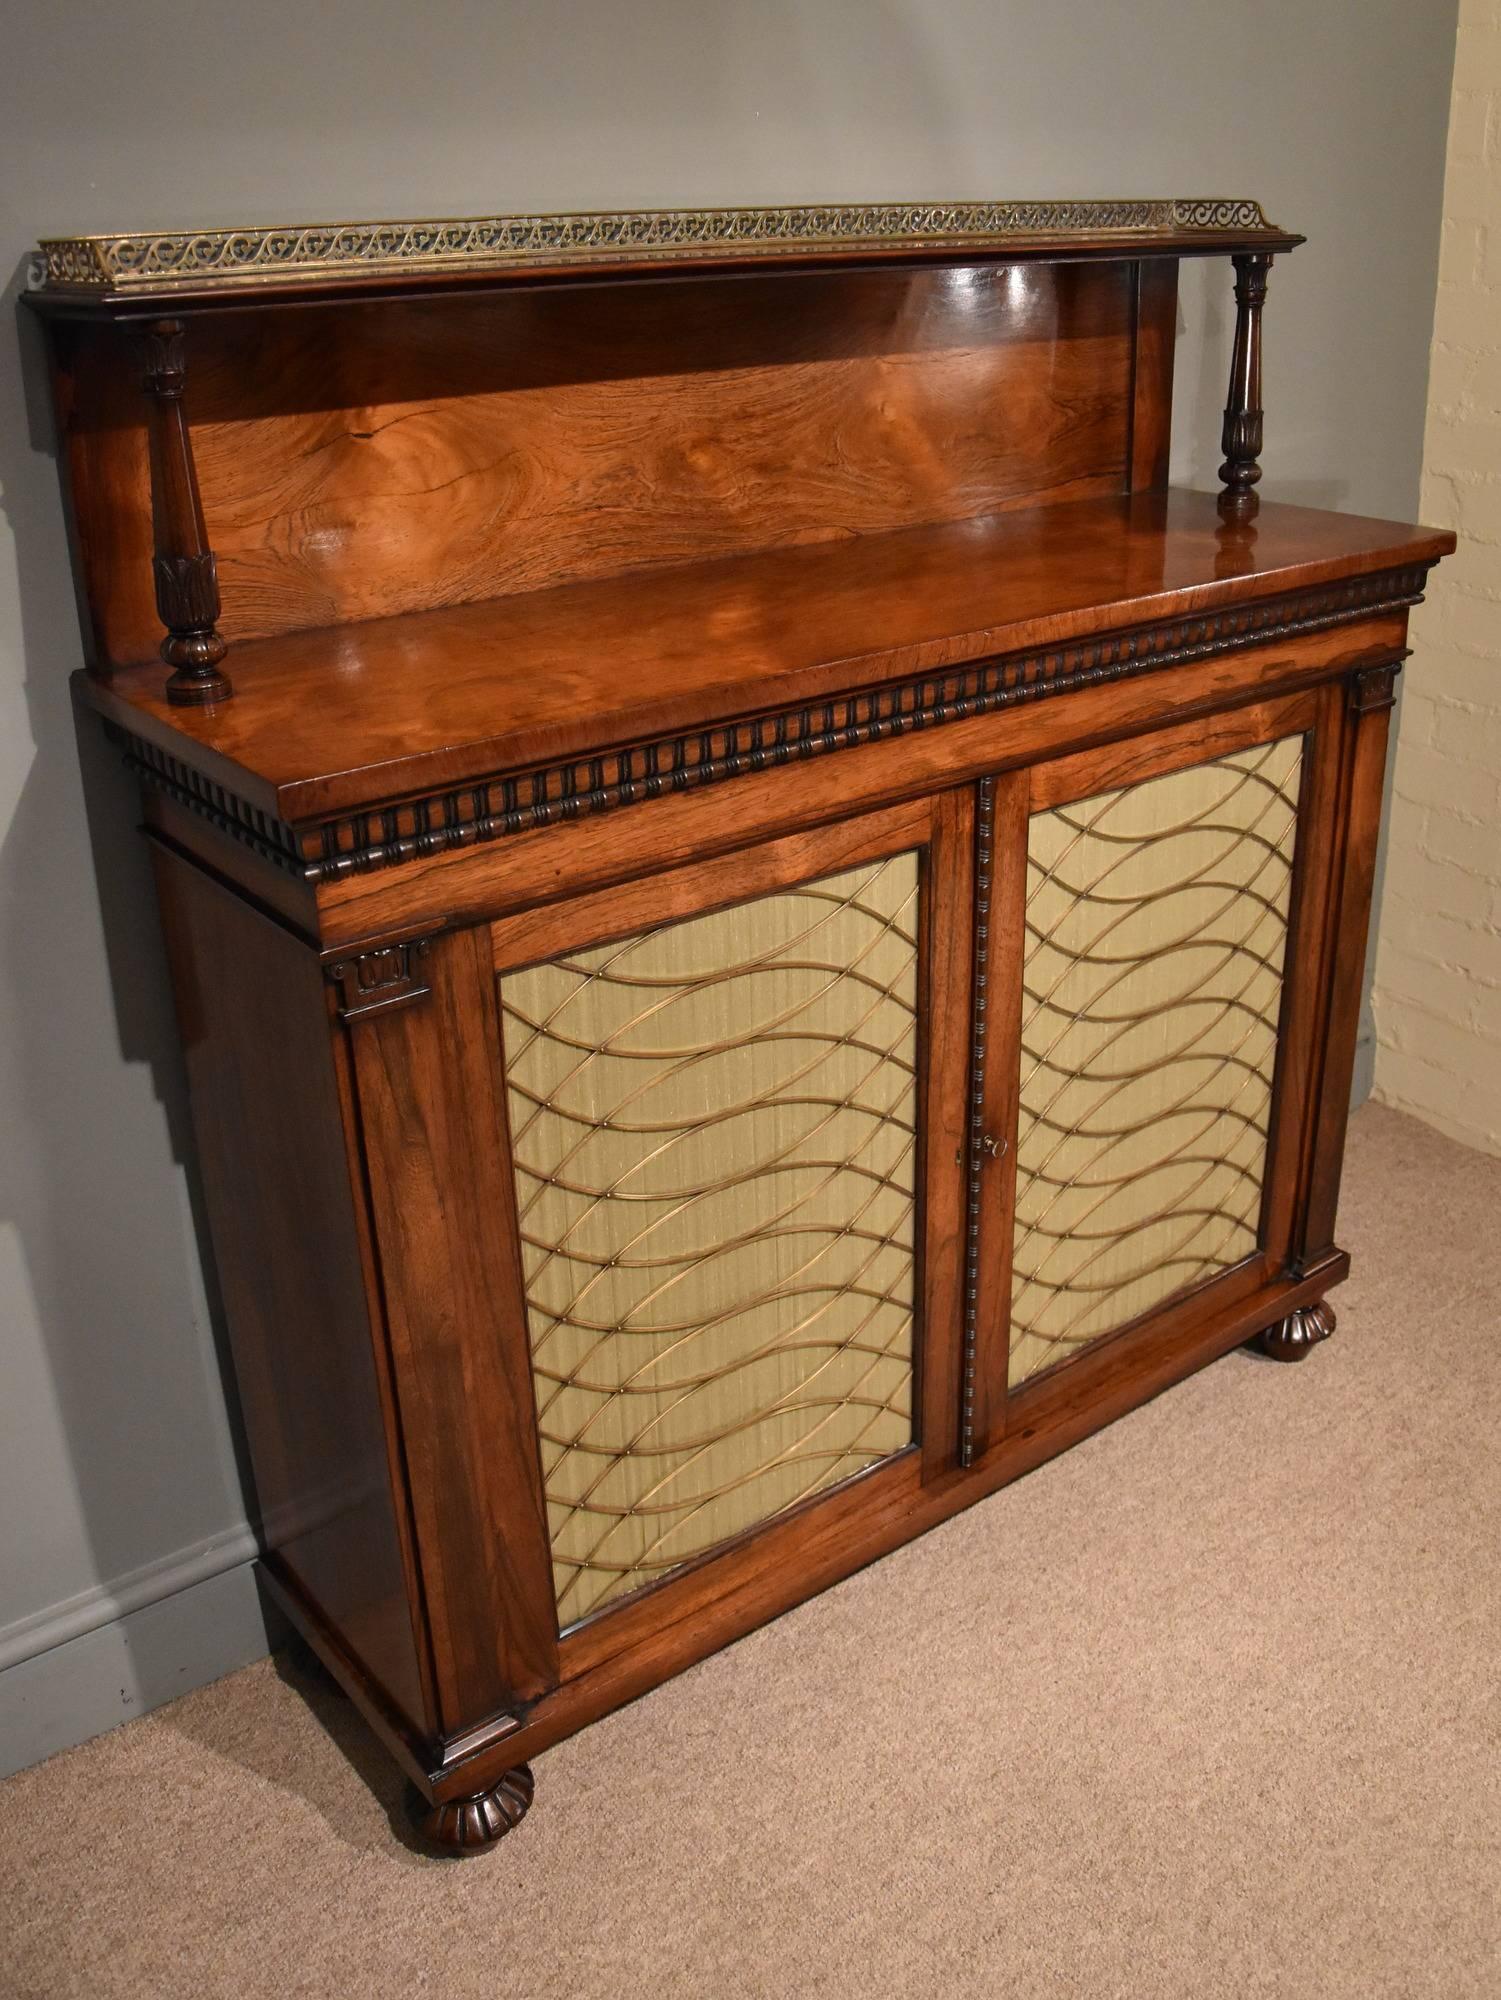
top-left (489, 794), bottom-right (971, 1641)
top-left (968, 689), bottom-right (1334, 1452)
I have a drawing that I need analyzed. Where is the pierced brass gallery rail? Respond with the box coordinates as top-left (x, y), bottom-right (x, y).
top-left (35, 197), bottom-right (1285, 295)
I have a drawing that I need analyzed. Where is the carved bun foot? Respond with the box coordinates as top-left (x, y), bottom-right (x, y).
top-left (1251, 1299), bottom-right (1336, 1363)
top-left (417, 1765), bottom-right (535, 1853)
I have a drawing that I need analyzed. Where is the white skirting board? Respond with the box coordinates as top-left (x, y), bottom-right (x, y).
top-left (0, 1533), bottom-right (277, 1780)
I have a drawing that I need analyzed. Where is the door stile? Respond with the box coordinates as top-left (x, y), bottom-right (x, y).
top-left (1255, 686), bottom-right (1347, 1270)
top-left (1295, 663), bottom-right (1404, 1265)
top-left (343, 922), bottom-right (561, 1735)
top-left (960, 771), bottom-right (1031, 1465)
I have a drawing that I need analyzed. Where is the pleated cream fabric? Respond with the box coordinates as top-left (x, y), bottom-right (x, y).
top-left (500, 854), bottom-right (919, 1622)
top-left (1010, 737), bottom-right (1303, 1385)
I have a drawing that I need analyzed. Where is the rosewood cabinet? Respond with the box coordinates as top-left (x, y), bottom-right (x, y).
top-left (27, 199), bottom-right (1453, 1850)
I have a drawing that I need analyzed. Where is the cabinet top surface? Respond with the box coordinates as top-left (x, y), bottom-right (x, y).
top-left (81, 489), bottom-right (1453, 824)
top-left (31, 196), bottom-right (1298, 310)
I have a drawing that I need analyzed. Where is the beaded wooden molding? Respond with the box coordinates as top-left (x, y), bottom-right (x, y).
top-left (960, 776), bottom-right (998, 1470)
top-left (32, 197), bottom-right (1293, 300)
top-left (117, 563), bottom-right (1431, 888)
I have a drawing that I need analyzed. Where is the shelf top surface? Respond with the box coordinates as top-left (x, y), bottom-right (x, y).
top-left (31, 198), bottom-right (1299, 310)
top-left (82, 489), bottom-right (1452, 824)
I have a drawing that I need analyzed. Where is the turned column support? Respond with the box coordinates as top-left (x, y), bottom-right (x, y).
top-left (1217, 253), bottom-right (1273, 519)
top-left (141, 318), bottom-right (232, 707)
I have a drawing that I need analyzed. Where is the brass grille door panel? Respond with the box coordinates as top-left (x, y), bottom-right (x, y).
top-left (1009, 736), bottom-right (1304, 1388)
top-left (499, 853), bottom-right (919, 1625)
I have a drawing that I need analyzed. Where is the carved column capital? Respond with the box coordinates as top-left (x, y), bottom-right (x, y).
top-left (1349, 660), bottom-right (1403, 714)
top-left (326, 938), bottom-right (434, 1022)
top-left (1230, 251), bottom-right (1271, 309)
top-left (141, 317), bottom-right (187, 398)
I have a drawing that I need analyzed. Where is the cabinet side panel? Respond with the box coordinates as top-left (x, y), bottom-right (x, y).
top-left (150, 844), bottom-right (429, 1729)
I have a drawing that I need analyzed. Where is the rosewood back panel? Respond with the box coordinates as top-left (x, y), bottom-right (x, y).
top-left (52, 259), bottom-right (1173, 668)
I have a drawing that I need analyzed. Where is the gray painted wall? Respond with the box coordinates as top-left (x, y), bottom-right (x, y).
top-left (0, 0), bottom-right (1457, 1775)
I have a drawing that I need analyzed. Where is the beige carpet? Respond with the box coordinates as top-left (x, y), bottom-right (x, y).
top-left (3, 1102), bottom-right (1498, 2000)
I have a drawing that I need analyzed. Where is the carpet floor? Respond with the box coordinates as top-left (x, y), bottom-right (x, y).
top-left (3, 1102), bottom-right (1498, 1999)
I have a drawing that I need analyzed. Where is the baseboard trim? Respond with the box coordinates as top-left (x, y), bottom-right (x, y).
top-left (0, 1544), bottom-right (276, 1780)
top-left (0, 1522), bottom-right (260, 1673)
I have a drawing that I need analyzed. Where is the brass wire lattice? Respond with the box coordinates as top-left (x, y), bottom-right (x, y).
top-left (1009, 737), bottom-right (1303, 1386)
top-left (498, 854), bottom-right (919, 1623)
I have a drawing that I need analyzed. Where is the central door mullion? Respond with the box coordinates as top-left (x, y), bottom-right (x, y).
top-left (963, 770), bottom-right (1030, 1464)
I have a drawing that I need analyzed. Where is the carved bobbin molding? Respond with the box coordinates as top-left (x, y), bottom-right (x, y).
top-left (112, 564), bottom-right (1434, 892)
top-left (141, 317), bottom-right (231, 708)
top-left (325, 939), bottom-right (434, 1022)
top-left (302, 566), bottom-right (1432, 883)
top-left (959, 776), bottom-right (997, 1471)
top-left (1218, 254), bottom-right (1272, 518)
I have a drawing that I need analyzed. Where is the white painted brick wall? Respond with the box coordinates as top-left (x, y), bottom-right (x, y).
top-left (1372, 0), bottom-right (1501, 1158)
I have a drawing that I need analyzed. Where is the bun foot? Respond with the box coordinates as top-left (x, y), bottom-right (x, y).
top-left (1251, 1299), bottom-right (1336, 1363)
top-left (417, 1765), bottom-right (534, 1852)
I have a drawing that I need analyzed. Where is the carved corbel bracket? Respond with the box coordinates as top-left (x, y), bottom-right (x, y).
top-left (1349, 659), bottom-right (1404, 714)
top-left (1217, 253), bottom-right (1273, 519)
top-left (325, 938), bottom-right (434, 1022)
top-left (141, 317), bottom-right (232, 707)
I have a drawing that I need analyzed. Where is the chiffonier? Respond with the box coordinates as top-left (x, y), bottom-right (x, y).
top-left (27, 199), bottom-right (1453, 1850)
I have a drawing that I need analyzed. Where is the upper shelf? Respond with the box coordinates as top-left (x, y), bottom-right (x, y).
top-left (78, 490), bottom-right (1452, 826)
top-left (28, 197), bottom-right (1302, 314)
